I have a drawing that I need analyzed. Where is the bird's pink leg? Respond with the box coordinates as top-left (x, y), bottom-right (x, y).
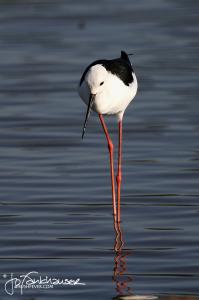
top-left (99, 114), bottom-right (117, 227)
top-left (116, 120), bottom-right (123, 223)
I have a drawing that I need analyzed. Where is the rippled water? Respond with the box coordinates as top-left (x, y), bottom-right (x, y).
top-left (0, 0), bottom-right (199, 299)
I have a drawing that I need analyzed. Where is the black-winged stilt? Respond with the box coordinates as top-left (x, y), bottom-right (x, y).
top-left (78, 50), bottom-right (138, 230)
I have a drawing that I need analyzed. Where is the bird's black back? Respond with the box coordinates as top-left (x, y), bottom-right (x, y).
top-left (79, 51), bottom-right (134, 86)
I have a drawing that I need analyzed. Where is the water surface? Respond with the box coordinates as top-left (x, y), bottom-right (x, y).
top-left (0, 0), bottom-right (199, 299)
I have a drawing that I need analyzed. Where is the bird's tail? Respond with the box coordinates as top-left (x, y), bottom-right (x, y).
top-left (120, 50), bottom-right (133, 66)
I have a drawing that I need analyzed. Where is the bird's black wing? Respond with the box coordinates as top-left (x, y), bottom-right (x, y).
top-left (103, 51), bottom-right (134, 86)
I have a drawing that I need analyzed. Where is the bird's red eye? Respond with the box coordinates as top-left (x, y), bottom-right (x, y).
top-left (100, 81), bottom-right (104, 86)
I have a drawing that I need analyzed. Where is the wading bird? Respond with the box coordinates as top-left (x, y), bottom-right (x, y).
top-left (78, 51), bottom-right (138, 230)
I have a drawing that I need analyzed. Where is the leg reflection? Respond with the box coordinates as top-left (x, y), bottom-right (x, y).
top-left (112, 221), bottom-right (133, 299)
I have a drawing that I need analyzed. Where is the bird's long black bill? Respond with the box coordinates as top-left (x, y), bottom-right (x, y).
top-left (82, 94), bottom-right (95, 139)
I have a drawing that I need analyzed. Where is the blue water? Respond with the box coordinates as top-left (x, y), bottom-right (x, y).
top-left (0, 0), bottom-right (199, 299)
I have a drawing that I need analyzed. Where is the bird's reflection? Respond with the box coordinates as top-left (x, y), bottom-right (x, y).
top-left (112, 221), bottom-right (133, 299)
top-left (111, 223), bottom-right (198, 300)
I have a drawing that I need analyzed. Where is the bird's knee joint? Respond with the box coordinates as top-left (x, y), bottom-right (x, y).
top-left (116, 174), bottom-right (122, 184)
top-left (108, 141), bottom-right (114, 152)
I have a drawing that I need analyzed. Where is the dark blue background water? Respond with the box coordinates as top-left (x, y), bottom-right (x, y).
top-left (0, 0), bottom-right (199, 299)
